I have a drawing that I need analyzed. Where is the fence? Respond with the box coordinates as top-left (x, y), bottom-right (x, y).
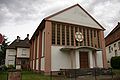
top-left (50, 68), bottom-right (113, 80)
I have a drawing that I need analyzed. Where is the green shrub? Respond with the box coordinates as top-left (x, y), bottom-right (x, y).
top-left (111, 56), bottom-right (120, 69)
top-left (8, 65), bottom-right (15, 69)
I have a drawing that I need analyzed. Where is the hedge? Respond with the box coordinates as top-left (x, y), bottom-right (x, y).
top-left (111, 56), bottom-right (120, 69)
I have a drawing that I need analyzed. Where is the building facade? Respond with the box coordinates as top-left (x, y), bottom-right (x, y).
top-left (30, 4), bottom-right (107, 74)
top-left (105, 22), bottom-right (120, 66)
top-left (5, 34), bottom-right (30, 69)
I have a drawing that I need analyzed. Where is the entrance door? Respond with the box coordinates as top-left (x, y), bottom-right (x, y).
top-left (79, 51), bottom-right (89, 68)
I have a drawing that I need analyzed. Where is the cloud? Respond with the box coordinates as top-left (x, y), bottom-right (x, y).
top-left (0, 0), bottom-right (120, 41)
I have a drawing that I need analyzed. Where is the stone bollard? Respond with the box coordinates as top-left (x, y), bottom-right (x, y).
top-left (8, 69), bottom-right (21, 80)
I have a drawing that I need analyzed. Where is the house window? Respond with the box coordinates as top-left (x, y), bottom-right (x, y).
top-left (75, 27), bottom-right (78, 46)
top-left (62, 25), bottom-right (65, 45)
top-left (90, 30), bottom-right (93, 47)
top-left (57, 24), bottom-right (60, 45)
top-left (118, 42), bottom-right (120, 50)
top-left (52, 23), bottom-right (55, 44)
top-left (114, 43), bottom-right (116, 47)
top-left (87, 29), bottom-right (90, 46)
top-left (66, 25), bottom-right (69, 46)
top-left (83, 28), bottom-right (86, 46)
top-left (109, 46), bottom-right (111, 53)
top-left (71, 26), bottom-right (74, 46)
top-left (22, 49), bottom-right (27, 56)
top-left (94, 30), bottom-right (96, 37)
top-left (115, 50), bottom-right (117, 56)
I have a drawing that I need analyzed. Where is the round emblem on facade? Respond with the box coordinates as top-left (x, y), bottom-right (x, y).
top-left (75, 32), bottom-right (83, 42)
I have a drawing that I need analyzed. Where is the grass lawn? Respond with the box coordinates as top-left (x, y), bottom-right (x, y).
top-left (1, 69), bottom-right (120, 80)
top-left (0, 71), bottom-right (8, 80)
top-left (22, 71), bottom-right (51, 80)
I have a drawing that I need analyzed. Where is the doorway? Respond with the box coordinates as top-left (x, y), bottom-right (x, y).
top-left (79, 51), bottom-right (89, 68)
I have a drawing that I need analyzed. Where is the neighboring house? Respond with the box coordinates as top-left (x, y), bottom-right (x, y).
top-left (5, 34), bottom-right (30, 69)
top-left (30, 4), bottom-right (107, 75)
top-left (105, 22), bottom-right (120, 66)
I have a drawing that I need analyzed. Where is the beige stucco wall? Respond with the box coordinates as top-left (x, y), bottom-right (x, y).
top-left (96, 51), bottom-right (103, 68)
top-left (51, 46), bottom-right (103, 71)
top-left (48, 6), bottom-right (102, 29)
top-left (51, 46), bottom-right (71, 71)
top-left (17, 48), bottom-right (30, 58)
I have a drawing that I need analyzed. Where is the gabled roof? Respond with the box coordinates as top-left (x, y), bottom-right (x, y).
top-left (105, 22), bottom-right (120, 46)
top-left (105, 22), bottom-right (120, 38)
top-left (30, 4), bottom-right (105, 41)
top-left (7, 38), bottom-right (30, 49)
top-left (45, 4), bottom-right (105, 30)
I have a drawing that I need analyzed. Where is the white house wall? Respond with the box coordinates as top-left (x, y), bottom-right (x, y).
top-left (36, 59), bottom-right (39, 70)
top-left (51, 46), bottom-right (71, 71)
top-left (106, 40), bottom-right (120, 67)
top-left (41, 58), bottom-right (45, 71)
top-left (17, 48), bottom-right (30, 58)
top-left (42, 29), bottom-right (45, 57)
top-left (36, 35), bottom-right (39, 58)
top-left (96, 51), bottom-right (103, 68)
top-left (75, 51), bottom-right (79, 68)
top-left (48, 6), bottom-right (102, 29)
top-left (5, 49), bottom-right (16, 67)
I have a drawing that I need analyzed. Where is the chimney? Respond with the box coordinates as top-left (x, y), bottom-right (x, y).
top-left (27, 34), bottom-right (29, 39)
top-left (16, 36), bottom-right (20, 42)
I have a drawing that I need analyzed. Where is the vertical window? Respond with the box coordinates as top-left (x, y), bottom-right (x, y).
top-left (75, 27), bottom-right (78, 46)
top-left (87, 29), bottom-right (89, 46)
top-left (71, 26), bottom-right (74, 46)
top-left (118, 42), bottom-right (120, 50)
top-left (97, 31), bottom-right (100, 48)
top-left (66, 25), bottom-right (69, 45)
top-left (57, 24), bottom-right (60, 45)
top-left (115, 50), bottom-right (117, 56)
top-left (83, 28), bottom-right (86, 46)
top-left (90, 30), bottom-right (93, 47)
top-left (79, 27), bottom-right (82, 46)
top-left (52, 23), bottom-right (55, 44)
top-left (62, 25), bottom-right (65, 45)
top-left (94, 30), bottom-right (96, 37)
top-left (109, 46), bottom-right (111, 53)
top-left (114, 43), bottom-right (116, 47)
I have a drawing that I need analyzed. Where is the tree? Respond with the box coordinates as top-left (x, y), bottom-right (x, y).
top-left (0, 36), bottom-right (9, 65)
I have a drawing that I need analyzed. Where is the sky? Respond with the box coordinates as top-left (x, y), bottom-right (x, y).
top-left (0, 0), bottom-right (120, 42)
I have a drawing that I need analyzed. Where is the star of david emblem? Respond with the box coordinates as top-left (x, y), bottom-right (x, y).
top-left (75, 32), bottom-right (83, 42)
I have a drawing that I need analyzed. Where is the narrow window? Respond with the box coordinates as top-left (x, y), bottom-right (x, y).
top-left (90, 30), bottom-right (93, 47)
top-left (94, 30), bottom-right (96, 37)
top-left (109, 46), bottom-right (111, 53)
top-left (115, 50), bottom-right (117, 56)
top-left (83, 28), bottom-right (86, 46)
top-left (52, 23), bottom-right (55, 44)
top-left (71, 26), bottom-right (74, 46)
top-left (118, 42), bottom-right (120, 50)
top-left (114, 43), bottom-right (116, 47)
top-left (75, 27), bottom-right (78, 46)
top-left (62, 25), bottom-right (65, 45)
top-left (57, 24), bottom-right (60, 45)
top-left (97, 31), bottom-right (100, 48)
top-left (66, 25), bottom-right (69, 45)
top-left (87, 29), bottom-right (89, 46)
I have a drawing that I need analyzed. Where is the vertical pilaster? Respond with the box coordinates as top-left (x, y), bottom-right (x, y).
top-left (38, 31), bottom-right (42, 72)
top-left (100, 31), bottom-right (107, 68)
top-left (45, 21), bottom-right (52, 75)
